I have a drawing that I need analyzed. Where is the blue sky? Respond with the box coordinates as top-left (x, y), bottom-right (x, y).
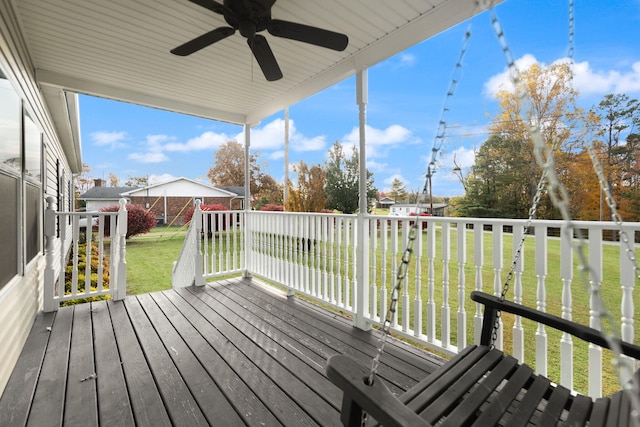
top-left (79, 0), bottom-right (640, 197)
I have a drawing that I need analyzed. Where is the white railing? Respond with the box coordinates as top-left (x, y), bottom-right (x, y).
top-left (175, 209), bottom-right (639, 396)
top-left (43, 197), bottom-right (127, 312)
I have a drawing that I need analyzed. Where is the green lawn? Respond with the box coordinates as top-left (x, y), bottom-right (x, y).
top-left (125, 225), bottom-right (188, 295)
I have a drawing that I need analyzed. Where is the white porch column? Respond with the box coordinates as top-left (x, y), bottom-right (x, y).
top-left (243, 124), bottom-right (253, 278)
top-left (43, 196), bottom-right (58, 312)
top-left (354, 69), bottom-right (370, 330)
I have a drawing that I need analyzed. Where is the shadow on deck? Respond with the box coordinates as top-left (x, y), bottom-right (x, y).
top-left (0, 277), bottom-right (444, 426)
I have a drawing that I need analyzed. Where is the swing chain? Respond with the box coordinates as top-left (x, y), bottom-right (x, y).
top-left (367, 8), bottom-right (478, 388)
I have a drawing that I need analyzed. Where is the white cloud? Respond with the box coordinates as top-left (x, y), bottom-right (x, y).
top-left (235, 118), bottom-right (327, 152)
top-left (572, 60), bottom-right (640, 95)
top-left (341, 124), bottom-right (418, 158)
top-left (484, 55), bottom-right (640, 98)
top-left (91, 131), bottom-right (127, 149)
top-left (128, 134), bottom-right (171, 163)
top-left (128, 151), bottom-right (168, 163)
top-left (483, 54), bottom-right (539, 97)
top-left (164, 131), bottom-right (230, 152)
top-left (396, 53), bottom-right (417, 68)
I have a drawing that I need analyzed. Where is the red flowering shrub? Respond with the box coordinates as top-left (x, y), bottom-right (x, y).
top-left (183, 203), bottom-right (231, 234)
top-left (99, 203), bottom-right (156, 238)
top-left (259, 204), bottom-right (284, 211)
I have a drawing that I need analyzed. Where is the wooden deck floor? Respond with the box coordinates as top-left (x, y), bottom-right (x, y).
top-left (0, 277), bottom-right (444, 426)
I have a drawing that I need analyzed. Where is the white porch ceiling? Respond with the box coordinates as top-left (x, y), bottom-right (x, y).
top-left (11, 0), bottom-right (491, 141)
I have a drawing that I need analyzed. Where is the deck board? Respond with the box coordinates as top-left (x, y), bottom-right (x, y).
top-left (0, 277), bottom-right (444, 426)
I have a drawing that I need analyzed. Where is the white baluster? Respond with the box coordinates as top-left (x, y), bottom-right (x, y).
top-left (402, 218), bottom-right (410, 332)
top-left (194, 200), bottom-right (204, 287)
top-left (380, 219), bottom-right (388, 322)
top-left (97, 217), bottom-right (104, 293)
top-left (414, 219), bottom-right (424, 338)
top-left (115, 199), bottom-right (127, 299)
top-left (370, 218), bottom-right (378, 322)
top-left (512, 224), bottom-right (525, 363)
top-left (457, 221), bottom-right (467, 350)
top-left (620, 225), bottom-right (636, 384)
top-left (85, 213), bottom-right (93, 296)
top-left (426, 219), bottom-right (436, 342)
top-left (329, 215), bottom-right (336, 304)
top-left (441, 222), bottom-right (451, 348)
top-left (588, 228), bottom-right (603, 398)
top-left (535, 225), bottom-right (548, 376)
top-left (336, 217), bottom-right (343, 307)
top-left (493, 224), bottom-right (504, 350)
top-left (391, 219), bottom-right (399, 328)
top-left (560, 224), bottom-right (573, 389)
top-left (474, 224), bottom-right (484, 344)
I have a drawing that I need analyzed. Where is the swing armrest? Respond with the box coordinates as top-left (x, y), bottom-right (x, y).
top-left (471, 291), bottom-right (640, 360)
top-left (326, 354), bottom-right (432, 427)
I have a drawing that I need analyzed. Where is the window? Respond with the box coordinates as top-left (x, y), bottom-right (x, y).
top-left (0, 173), bottom-right (19, 287)
top-left (0, 68), bottom-right (44, 288)
top-left (0, 71), bottom-right (21, 289)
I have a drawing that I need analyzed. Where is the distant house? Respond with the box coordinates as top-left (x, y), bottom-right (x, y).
top-left (390, 203), bottom-right (448, 217)
top-left (120, 177), bottom-right (245, 225)
top-left (78, 179), bottom-right (137, 211)
top-left (377, 196), bottom-right (395, 209)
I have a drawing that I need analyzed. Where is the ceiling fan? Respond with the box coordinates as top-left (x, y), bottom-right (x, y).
top-left (171, 0), bottom-right (349, 81)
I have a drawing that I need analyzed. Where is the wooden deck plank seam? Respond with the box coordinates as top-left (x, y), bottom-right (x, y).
top-left (167, 286), bottom-right (324, 425)
top-left (174, 287), bottom-right (341, 425)
top-left (181, 286), bottom-right (343, 410)
top-left (218, 278), bottom-right (443, 370)
top-left (215, 279), bottom-right (440, 383)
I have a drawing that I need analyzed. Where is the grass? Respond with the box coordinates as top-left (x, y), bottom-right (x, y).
top-left (125, 225), bottom-right (188, 295)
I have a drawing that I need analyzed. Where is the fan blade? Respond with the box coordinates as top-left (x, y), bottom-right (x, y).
top-left (171, 27), bottom-right (235, 56)
top-left (268, 19), bottom-right (348, 51)
top-left (247, 35), bottom-right (283, 81)
top-left (187, 0), bottom-right (232, 16)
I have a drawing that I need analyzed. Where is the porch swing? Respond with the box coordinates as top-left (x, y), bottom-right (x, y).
top-left (326, 2), bottom-right (640, 426)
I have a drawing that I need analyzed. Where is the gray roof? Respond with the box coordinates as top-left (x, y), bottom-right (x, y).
top-left (219, 186), bottom-right (245, 198)
top-left (78, 187), bottom-right (138, 200)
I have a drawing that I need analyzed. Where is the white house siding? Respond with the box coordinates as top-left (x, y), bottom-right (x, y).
top-left (0, 1), bottom-right (78, 395)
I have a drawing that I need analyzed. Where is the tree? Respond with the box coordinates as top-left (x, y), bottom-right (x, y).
top-left (207, 140), bottom-right (267, 200)
top-left (124, 175), bottom-right (148, 187)
top-left (324, 141), bottom-right (377, 214)
top-left (74, 163), bottom-right (93, 210)
top-left (454, 62), bottom-right (583, 219)
top-left (388, 178), bottom-right (408, 202)
top-left (286, 161), bottom-right (327, 212)
top-left (108, 172), bottom-right (120, 187)
top-left (253, 174), bottom-right (283, 209)
top-left (590, 94), bottom-right (640, 220)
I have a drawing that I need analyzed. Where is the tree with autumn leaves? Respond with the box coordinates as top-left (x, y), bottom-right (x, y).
top-left (207, 140), bottom-right (282, 209)
top-left (454, 62), bottom-right (640, 222)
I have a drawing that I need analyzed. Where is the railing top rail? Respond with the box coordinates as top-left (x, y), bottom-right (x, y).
top-left (54, 210), bottom-right (119, 217)
top-left (247, 210), bottom-right (640, 230)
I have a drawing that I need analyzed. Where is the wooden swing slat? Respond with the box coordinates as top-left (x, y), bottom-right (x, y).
top-left (326, 291), bottom-right (640, 426)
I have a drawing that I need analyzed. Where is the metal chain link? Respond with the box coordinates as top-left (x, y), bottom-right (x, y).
top-left (489, 5), bottom-right (640, 419)
top-left (367, 4), bottom-right (480, 389)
